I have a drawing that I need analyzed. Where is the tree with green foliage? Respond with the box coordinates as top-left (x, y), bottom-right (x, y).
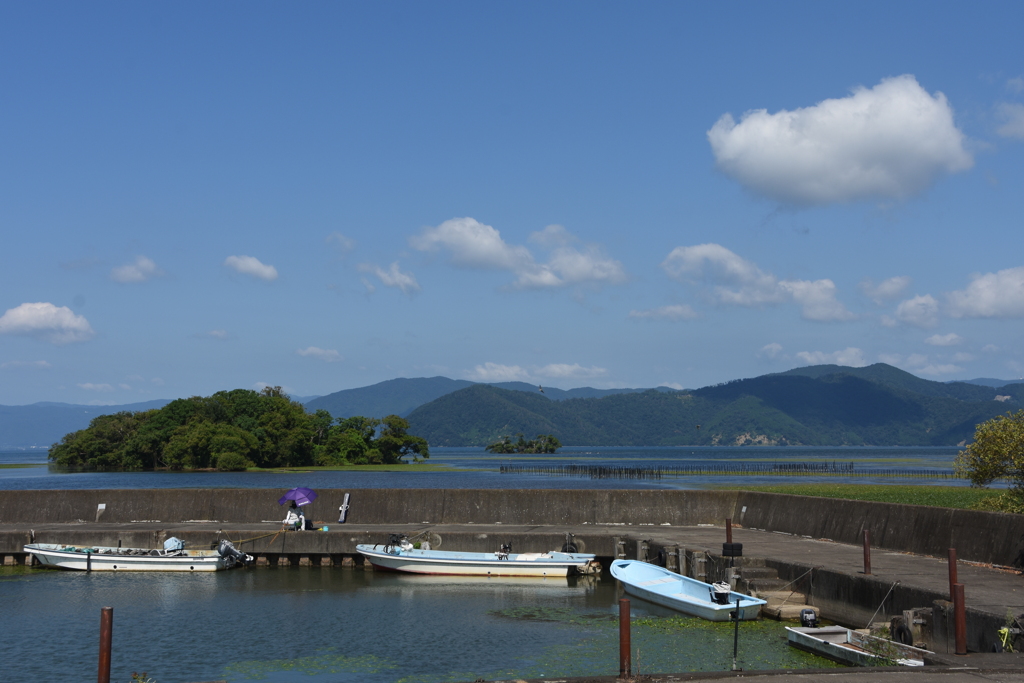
top-left (955, 410), bottom-right (1024, 512)
top-left (485, 433), bottom-right (561, 454)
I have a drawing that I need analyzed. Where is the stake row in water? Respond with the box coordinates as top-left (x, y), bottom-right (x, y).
top-left (499, 463), bottom-right (956, 479)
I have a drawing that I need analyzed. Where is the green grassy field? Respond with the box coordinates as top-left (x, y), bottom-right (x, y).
top-left (728, 483), bottom-right (1003, 509)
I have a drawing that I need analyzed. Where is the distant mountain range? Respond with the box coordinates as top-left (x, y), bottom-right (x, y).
top-left (1, 367), bottom-right (1021, 449)
top-left (405, 364), bottom-right (1024, 447)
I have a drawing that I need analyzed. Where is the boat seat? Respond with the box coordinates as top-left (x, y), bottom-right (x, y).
top-left (637, 577), bottom-right (678, 587)
top-left (517, 553), bottom-right (546, 561)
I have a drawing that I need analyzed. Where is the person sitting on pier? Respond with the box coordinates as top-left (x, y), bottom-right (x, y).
top-left (283, 502), bottom-right (302, 531)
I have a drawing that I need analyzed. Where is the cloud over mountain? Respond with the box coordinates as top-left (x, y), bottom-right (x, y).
top-left (0, 302), bottom-right (95, 344)
top-left (707, 75), bottom-right (973, 205)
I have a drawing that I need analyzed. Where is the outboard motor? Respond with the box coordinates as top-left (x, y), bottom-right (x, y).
top-left (217, 539), bottom-right (253, 568)
top-left (710, 582), bottom-right (732, 605)
top-left (800, 608), bottom-right (818, 628)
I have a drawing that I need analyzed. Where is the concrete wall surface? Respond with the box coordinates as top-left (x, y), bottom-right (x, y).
top-left (2, 488), bottom-right (1021, 566)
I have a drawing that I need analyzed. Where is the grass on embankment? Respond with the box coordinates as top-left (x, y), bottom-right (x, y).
top-left (728, 483), bottom-right (1004, 510)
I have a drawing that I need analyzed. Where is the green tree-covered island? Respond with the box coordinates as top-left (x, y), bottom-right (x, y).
top-left (49, 386), bottom-right (428, 471)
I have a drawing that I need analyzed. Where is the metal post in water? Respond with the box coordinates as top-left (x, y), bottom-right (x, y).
top-left (953, 583), bottom-right (967, 655)
top-left (726, 518), bottom-right (732, 544)
top-left (618, 598), bottom-right (631, 679)
top-left (98, 606), bottom-right (113, 683)
top-left (87, 551), bottom-right (92, 573)
top-left (732, 596), bottom-right (741, 671)
top-left (862, 529), bottom-right (871, 575)
top-left (948, 548), bottom-right (958, 601)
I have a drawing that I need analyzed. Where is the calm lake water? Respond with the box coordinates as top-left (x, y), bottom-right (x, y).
top-left (0, 445), bottom-right (965, 490)
top-left (0, 565), bottom-right (835, 683)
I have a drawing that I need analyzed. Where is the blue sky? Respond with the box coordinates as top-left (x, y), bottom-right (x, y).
top-left (2, 2), bottom-right (1023, 405)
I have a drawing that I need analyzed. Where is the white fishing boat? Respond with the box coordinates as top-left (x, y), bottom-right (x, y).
top-left (24, 538), bottom-right (252, 572)
top-left (356, 538), bottom-right (599, 577)
top-left (610, 559), bottom-right (765, 621)
top-left (786, 626), bottom-right (932, 667)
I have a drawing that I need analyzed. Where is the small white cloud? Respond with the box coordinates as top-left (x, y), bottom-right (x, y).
top-left (119, 383), bottom-right (131, 390)
top-left (208, 329), bottom-right (229, 340)
top-left (925, 333), bottom-right (963, 346)
top-left (860, 276), bottom-right (911, 304)
top-left (535, 363), bottom-right (607, 379)
top-left (297, 346), bottom-right (342, 362)
top-left (952, 352), bottom-right (974, 362)
top-left (326, 232), bottom-right (356, 254)
top-left (0, 302), bottom-right (95, 344)
top-left (996, 103), bottom-right (1024, 140)
top-left (917, 363), bottom-right (964, 376)
top-left (465, 362), bottom-right (530, 382)
top-left (225, 255), bottom-right (278, 281)
top-left (796, 347), bottom-right (868, 367)
top-left (1008, 77), bottom-right (1024, 94)
top-left (707, 75), bottom-right (973, 205)
top-left (629, 304), bottom-right (699, 321)
top-left (982, 344), bottom-right (999, 354)
top-left (410, 217), bottom-right (626, 291)
top-left (878, 352), bottom-right (903, 365)
top-left (946, 266), bottom-right (1024, 318)
top-left (358, 262), bottom-right (420, 295)
top-left (661, 244), bottom-right (853, 321)
top-left (0, 360), bottom-right (51, 369)
top-left (758, 343), bottom-right (784, 359)
top-left (78, 383), bottom-right (115, 392)
top-left (895, 294), bottom-right (940, 328)
top-left (111, 256), bottom-right (162, 283)
top-left (879, 315), bottom-right (898, 328)
top-left (660, 382), bottom-right (685, 390)
top-left (360, 277), bottom-right (377, 295)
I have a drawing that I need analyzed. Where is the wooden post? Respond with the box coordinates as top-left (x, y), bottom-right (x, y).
top-left (948, 548), bottom-right (958, 601)
top-left (618, 598), bottom-right (631, 678)
top-left (726, 518), bottom-right (733, 544)
top-left (98, 607), bottom-right (113, 683)
top-left (953, 583), bottom-right (967, 655)
top-left (862, 529), bottom-right (871, 575)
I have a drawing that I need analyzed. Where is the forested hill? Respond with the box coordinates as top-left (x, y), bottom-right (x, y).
top-left (406, 364), bottom-right (1024, 447)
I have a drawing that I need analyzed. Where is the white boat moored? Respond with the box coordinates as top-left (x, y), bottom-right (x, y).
top-left (610, 559), bottom-right (766, 621)
top-left (24, 538), bottom-right (252, 572)
top-left (786, 626), bottom-right (932, 666)
top-left (356, 538), bottom-right (599, 577)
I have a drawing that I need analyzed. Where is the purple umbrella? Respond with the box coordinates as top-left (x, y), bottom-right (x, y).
top-left (278, 487), bottom-right (318, 507)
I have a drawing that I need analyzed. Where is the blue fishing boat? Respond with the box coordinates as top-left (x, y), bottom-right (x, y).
top-left (610, 559), bottom-right (765, 621)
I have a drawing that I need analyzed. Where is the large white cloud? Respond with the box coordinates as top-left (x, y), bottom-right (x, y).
top-left (410, 218), bottom-right (626, 290)
top-left (946, 266), bottom-right (1024, 319)
top-left (0, 302), bottom-right (95, 344)
top-left (224, 255), bottom-right (278, 281)
top-left (111, 256), bottom-right (162, 283)
top-left (358, 262), bottom-right (420, 296)
top-left (661, 244), bottom-right (854, 321)
top-left (707, 75), bottom-right (973, 205)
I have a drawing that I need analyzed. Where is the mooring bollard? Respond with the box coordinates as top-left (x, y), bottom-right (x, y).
top-left (862, 529), bottom-right (871, 575)
top-left (98, 606), bottom-right (113, 683)
top-left (953, 583), bottom-right (967, 655)
top-left (618, 598), bottom-right (631, 679)
top-left (948, 548), bottom-right (958, 601)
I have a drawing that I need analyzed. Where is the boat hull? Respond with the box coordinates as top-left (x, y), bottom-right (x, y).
top-left (786, 626), bottom-right (930, 666)
top-left (24, 544), bottom-right (230, 572)
top-left (356, 544), bottom-right (597, 577)
top-left (610, 559), bottom-right (765, 621)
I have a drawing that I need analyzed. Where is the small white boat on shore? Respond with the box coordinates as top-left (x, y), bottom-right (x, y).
top-left (357, 538), bottom-right (600, 577)
top-left (786, 626), bottom-right (932, 667)
top-left (610, 559), bottom-right (765, 621)
top-left (24, 538), bottom-right (252, 572)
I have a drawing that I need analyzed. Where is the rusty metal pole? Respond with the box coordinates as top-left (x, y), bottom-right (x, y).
top-left (948, 548), bottom-right (958, 601)
top-left (98, 607), bottom-right (113, 683)
top-left (953, 583), bottom-right (967, 655)
top-left (726, 518), bottom-right (732, 544)
top-left (618, 598), bottom-right (631, 679)
top-left (862, 529), bottom-right (871, 575)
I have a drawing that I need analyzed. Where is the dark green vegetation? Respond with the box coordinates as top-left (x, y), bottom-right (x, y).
top-left (731, 483), bottom-right (1003, 510)
top-left (304, 376), bottom-right (658, 418)
top-left (485, 433), bottom-right (562, 454)
top-left (48, 387), bottom-right (428, 471)
top-left (408, 364), bottom-right (1023, 447)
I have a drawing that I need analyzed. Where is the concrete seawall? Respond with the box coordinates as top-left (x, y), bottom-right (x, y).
top-left (2, 488), bottom-right (1022, 567)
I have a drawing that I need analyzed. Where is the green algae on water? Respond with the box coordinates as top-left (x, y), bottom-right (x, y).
top-left (224, 651), bottom-right (398, 680)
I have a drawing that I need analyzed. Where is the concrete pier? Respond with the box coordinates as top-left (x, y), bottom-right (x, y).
top-left (3, 487), bottom-right (1024, 657)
